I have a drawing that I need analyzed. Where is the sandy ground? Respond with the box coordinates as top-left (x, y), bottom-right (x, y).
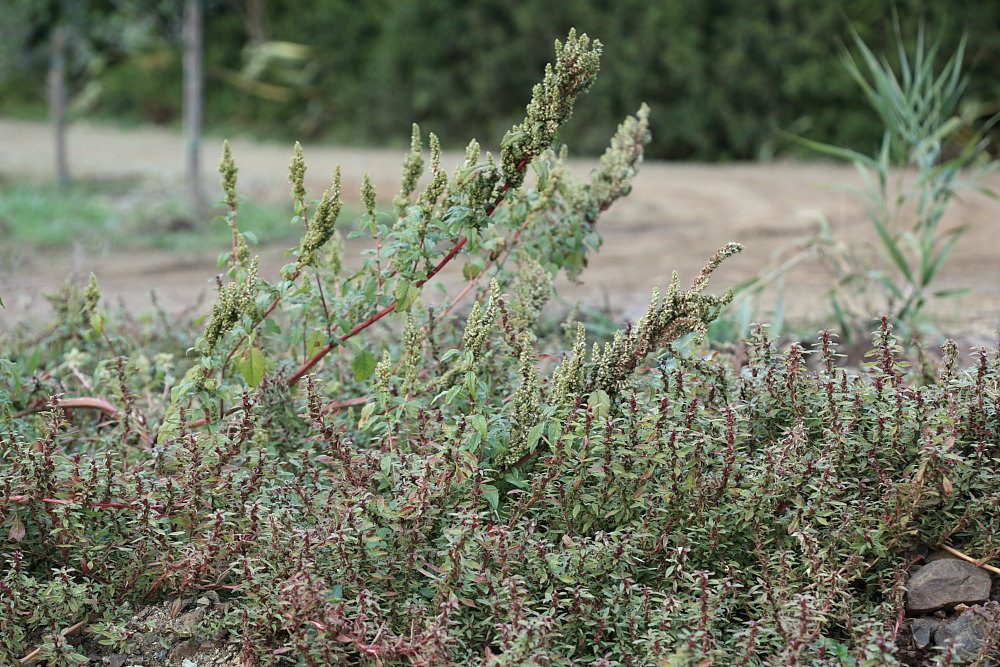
top-left (1, 118), bottom-right (999, 341)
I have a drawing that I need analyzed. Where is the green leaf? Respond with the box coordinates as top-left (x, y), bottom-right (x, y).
top-left (238, 346), bottom-right (266, 387)
top-left (157, 407), bottom-right (180, 444)
top-left (443, 385), bottom-right (462, 405)
top-left (393, 279), bottom-right (420, 311)
top-left (482, 484), bottom-right (500, 513)
top-left (526, 422), bottom-right (546, 450)
top-left (469, 414), bottom-right (488, 438)
top-left (784, 132), bottom-right (878, 169)
top-left (532, 159), bottom-right (550, 189)
top-left (364, 278), bottom-right (377, 304)
top-left (463, 258), bottom-right (485, 280)
top-left (358, 402), bottom-right (376, 430)
top-left (352, 349), bottom-right (377, 381)
top-left (306, 330), bottom-right (326, 357)
top-left (870, 214), bottom-right (912, 283)
top-left (932, 287), bottom-right (969, 298)
top-left (771, 274), bottom-right (786, 338)
top-left (588, 389), bottom-right (611, 419)
top-left (503, 469), bottom-right (528, 488)
top-left (921, 225), bottom-right (967, 288)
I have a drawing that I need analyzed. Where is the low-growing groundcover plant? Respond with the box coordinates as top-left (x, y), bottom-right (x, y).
top-left (2, 30), bottom-right (1000, 666)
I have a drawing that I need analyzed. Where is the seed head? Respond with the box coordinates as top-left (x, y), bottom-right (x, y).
top-left (298, 168), bottom-right (343, 269)
top-left (84, 273), bottom-right (100, 313)
top-left (289, 141), bottom-right (307, 207)
top-left (219, 140), bottom-right (239, 210)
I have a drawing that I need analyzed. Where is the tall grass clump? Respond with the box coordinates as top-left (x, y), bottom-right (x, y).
top-left (798, 19), bottom-right (997, 342)
top-left (2, 29), bottom-right (999, 666)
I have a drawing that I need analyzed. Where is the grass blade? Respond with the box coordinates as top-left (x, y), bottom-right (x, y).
top-left (869, 213), bottom-right (912, 283)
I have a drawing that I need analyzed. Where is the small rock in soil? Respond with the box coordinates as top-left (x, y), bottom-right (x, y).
top-left (933, 604), bottom-right (1000, 663)
top-left (168, 638), bottom-right (202, 660)
top-left (909, 617), bottom-right (939, 649)
top-left (907, 558), bottom-right (992, 614)
top-left (176, 606), bottom-right (207, 631)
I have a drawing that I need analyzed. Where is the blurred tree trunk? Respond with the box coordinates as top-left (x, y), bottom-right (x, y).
top-left (49, 27), bottom-right (69, 191)
top-left (183, 0), bottom-right (204, 215)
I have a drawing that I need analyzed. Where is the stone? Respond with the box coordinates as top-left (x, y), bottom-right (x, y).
top-left (933, 604), bottom-right (999, 663)
top-left (176, 605), bottom-right (207, 630)
top-left (909, 617), bottom-right (939, 649)
top-left (168, 639), bottom-right (202, 660)
top-left (906, 558), bottom-right (992, 614)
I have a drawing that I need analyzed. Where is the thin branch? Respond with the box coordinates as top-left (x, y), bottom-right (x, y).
top-left (941, 544), bottom-right (1000, 575)
top-left (13, 397), bottom-right (154, 446)
top-left (286, 158), bottom-right (529, 387)
top-left (5, 494), bottom-right (189, 517)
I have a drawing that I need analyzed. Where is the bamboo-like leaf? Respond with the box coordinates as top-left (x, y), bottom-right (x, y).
top-left (899, 230), bottom-right (922, 260)
top-left (771, 274), bottom-right (786, 338)
top-left (869, 213), bottom-right (912, 284)
top-left (932, 287), bottom-right (969, 299)
top-left (875, 275), bottom-right (905, 303)
top-left (921, 225), bottom-right (967, 287)
top-left (785, 133), bottom-right (878, 169)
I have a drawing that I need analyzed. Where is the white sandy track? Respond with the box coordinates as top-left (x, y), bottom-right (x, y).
top-left (1, 118), bottom-right (998, 339)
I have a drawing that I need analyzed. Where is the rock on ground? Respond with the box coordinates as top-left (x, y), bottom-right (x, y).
top-left (907, 558), bottom-right (992, 614)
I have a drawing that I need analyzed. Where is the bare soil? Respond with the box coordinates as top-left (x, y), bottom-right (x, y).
top-left (2, 118), bottom-right (999, 342)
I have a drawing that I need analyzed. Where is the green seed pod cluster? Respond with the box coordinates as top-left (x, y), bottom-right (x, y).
top-left (418, 134), bottom-right (447, 209)
top-left (501, 29), bottom-right (602, 188)
top-left (84, 273), bottom-right (101, 313)
top-left (511, 260), bottom-right (553, 334)
top-left (574, 104), bottom-right (651, 223)
top-left (496, 340), bottom-right (542, 469)
top-left (394, 123), bottom-right (425, 214)
top-left (203, 256), bottom-right (259, 351)
top-left (361, 173), bottom-right (377, 219)
top-left (298, 168), bottom-right (343, 269)
top-left (219, 140), bottom-right (239, 211)
top-left (548, 323), bottom-right (587, 404)
top-left (288, 141), bottom-right (307, 209)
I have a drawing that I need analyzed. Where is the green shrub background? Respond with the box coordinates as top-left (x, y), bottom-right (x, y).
top-left (4, 0), bottom-right (999, 159)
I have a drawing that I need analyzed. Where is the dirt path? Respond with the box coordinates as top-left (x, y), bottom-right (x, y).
top-left (2, 118), bottom-right (999, 341)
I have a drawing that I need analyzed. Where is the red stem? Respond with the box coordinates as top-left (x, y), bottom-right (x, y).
top-left (5, 494), bottom-right (187, 516)
top-left (220, 264), bottom-right (302, 377)
top-left (286, 158), bottom-right (528, 387)
top-left (12, 397), bottom-right (154, 446)
top-left (45, 159), bottom-right (531, 432)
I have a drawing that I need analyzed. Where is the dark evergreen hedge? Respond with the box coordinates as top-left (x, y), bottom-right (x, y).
top-left (3, 0), bottom-right (999, 159)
